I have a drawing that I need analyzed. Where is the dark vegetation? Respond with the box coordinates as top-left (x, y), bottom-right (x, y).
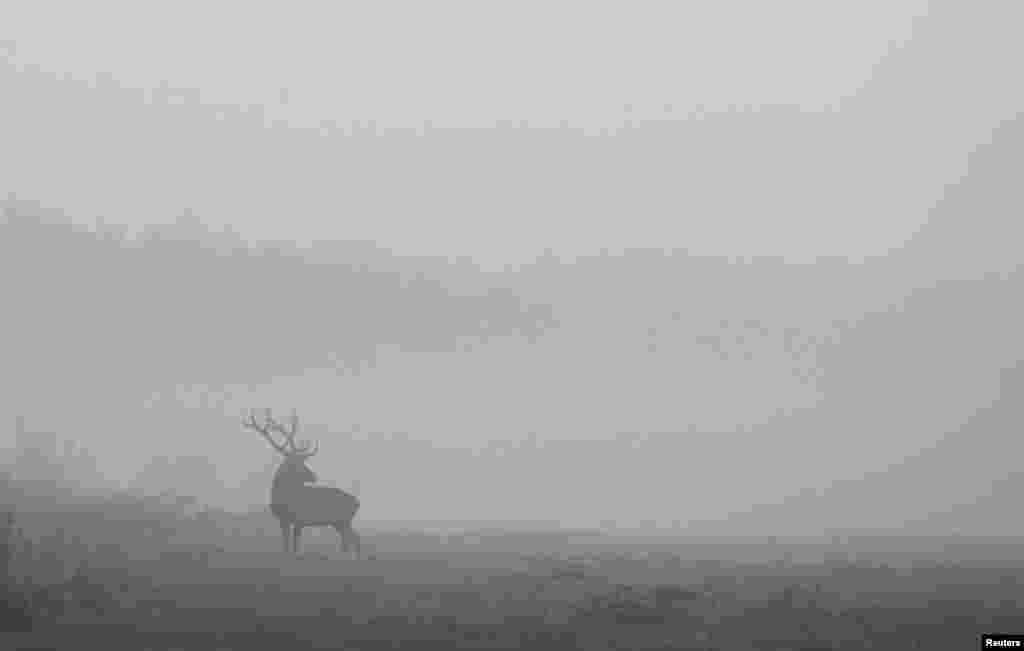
top-left (2, 471), bottom-right (1021, 651)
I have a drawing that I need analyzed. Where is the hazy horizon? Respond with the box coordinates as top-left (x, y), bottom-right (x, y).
top-left (2, 1), bottom-right (1022, 536)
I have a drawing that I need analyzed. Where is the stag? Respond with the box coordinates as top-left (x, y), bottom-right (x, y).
top-left (242, 409), bottom-right (360, 557)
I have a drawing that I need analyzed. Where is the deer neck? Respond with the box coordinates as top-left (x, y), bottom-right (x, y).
top-left (270, 464), bottom-right (307, 504)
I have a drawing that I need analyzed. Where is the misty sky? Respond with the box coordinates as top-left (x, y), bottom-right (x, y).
top-left (2, 1), bottom-right (937, 264)
top-left (2, 2), bottom-right (1022, 531)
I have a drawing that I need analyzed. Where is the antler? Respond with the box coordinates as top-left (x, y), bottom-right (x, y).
top-left (271, 409), bottom-right (319, 457)
top-left (242, 408), bottom-right (292, 456)
top-left (244, 408), bottom-right (318, 457)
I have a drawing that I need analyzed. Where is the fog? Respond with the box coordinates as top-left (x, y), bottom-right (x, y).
top-left (1, 1), bottom-right (1021, 535)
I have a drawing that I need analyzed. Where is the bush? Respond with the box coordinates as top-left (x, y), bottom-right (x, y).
top-left (1, 510), bottom-right (34, 631)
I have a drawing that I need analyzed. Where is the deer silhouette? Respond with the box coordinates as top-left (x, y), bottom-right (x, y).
top-left (242, 409), bottom-right (360, 557)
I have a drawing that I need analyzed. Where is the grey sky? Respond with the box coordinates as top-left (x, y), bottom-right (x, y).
top-left (2, 2), bottom-right (1022, 531)
top-left (2, 1), bottom-right (934, 265)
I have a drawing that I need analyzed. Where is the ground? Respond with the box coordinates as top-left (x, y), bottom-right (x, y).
top-left (2, 490), bottom-right (1022, 649)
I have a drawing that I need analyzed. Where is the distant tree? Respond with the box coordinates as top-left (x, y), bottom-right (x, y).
top-left (11, 416), bottom-right (61, 484)
top-left (138, 455), bottom-right (176, 494)
top-left (236, 455), bottom-right (278, 510)
top-left (172, 455), bottom-right (222, 502)
top-left (139, 454), bottom-right (221, 505)
top-left (64, 443), bottom-right (104, 491)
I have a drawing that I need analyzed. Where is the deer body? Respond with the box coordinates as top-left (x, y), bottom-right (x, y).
top-left (244, 409), bottom-right (361, 557)
top-left (272, 484), bottom-right (359, 526)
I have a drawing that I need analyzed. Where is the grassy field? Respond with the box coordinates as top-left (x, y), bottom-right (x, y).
top-left (2, 485), bottom-right (1021, 650)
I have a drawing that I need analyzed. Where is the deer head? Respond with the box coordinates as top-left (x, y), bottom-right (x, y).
top-left (242, 409), bottom-right (318, 485)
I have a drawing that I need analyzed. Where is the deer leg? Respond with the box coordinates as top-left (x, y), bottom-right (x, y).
top-left (333, 523), bottom-right (348, 553)
top-left (346, 524), bottom-right (361, 559)
top-left (292, 525), bottom-right (303, 554)
top-left (279, 521), bottom-right (291, 553)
